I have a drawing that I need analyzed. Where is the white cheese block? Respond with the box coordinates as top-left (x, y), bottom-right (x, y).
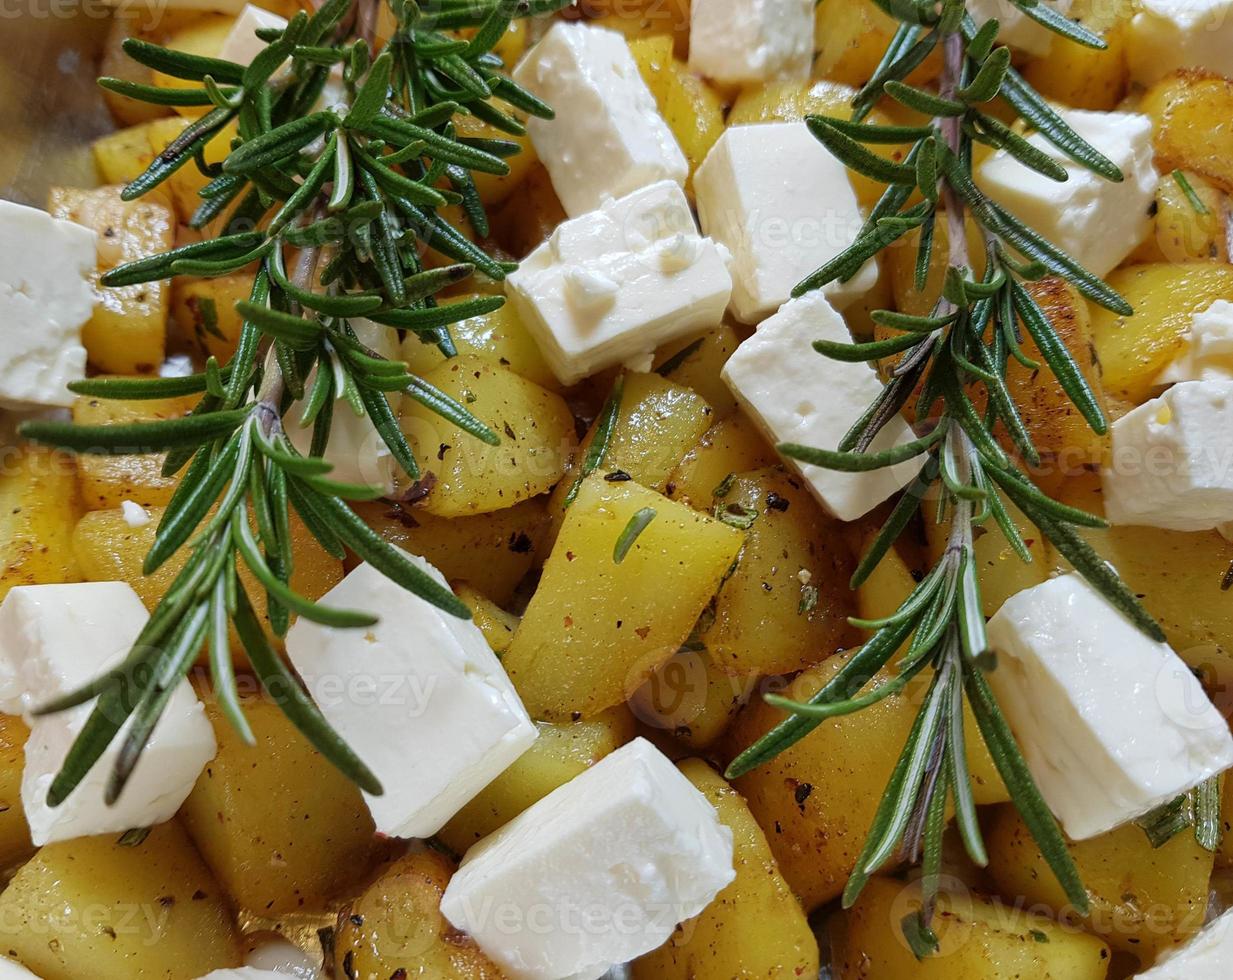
top-left (721, 291), bottom-right (916, 522)
top-left (1103, 379), bottom-right (1233, 532)
top-left (0, 582), bottom-right (216, 846)
top-left (688, 0), bottom-right (814, 85)
top-left (1155, 299), bottom-right (1233, 386)
top-left (966, 0), bottom-right (1074, 56)
top-left (1136, 908), bottom-right (1233, 978)
top-left (0, 199), bottom-right (95, 409)
top-left (1128, 0), bottom-right (1233, 86)
top-left (694, 122), bottom-right (877, 324)
top-left (285, 318), bottom-right (402, 494)
top-left (285, 559), bottom-right (537, 839)
top-left (986, 573), bottom-right (1233, 841)
top-left (219, 4), bottom-right (288, 65)
top-left (505, 180), bottom-right (732, 386)
top-left (0, 958), bottom-right (40, 979)
top-left (440, 738), bottom-right (734, 980)
top-left (512, 21), bottom-right (688, 218)
top-left (976, 108), bottom-right (1157, 279)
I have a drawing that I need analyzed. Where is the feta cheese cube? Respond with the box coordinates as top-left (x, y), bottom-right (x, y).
top-left (986, 573), bottom-right (1233, 841)
top-left (966, 0), bottom-right (1074, 56)
top-left (440, 738), bottom-right (734, 980)
top-left (1103, 379), bottom-right (1233, 532)
top-left (505, 180), bottom-right (732, 386)
top-left (0, 958), bottom-right (40, 979)
top-left (219, 4), bottom-right (288, 66)
top-left (0, 582), bottom-right (217, 846)
top-left (721, 291), bottom-right (916, 522)
top-left (976, 108), bottom-right (1157, 279)
top-left (285, 560), bottom-right (537, 839)
top-left (0, 199), bottom-right (95, 408)
top-left (512, 22), bottom-right (688, 218)
top-left (688, 0), bottom-right (814, 85)
top-left (1128, 0), bottom-right (1233, 86)
top-left (286, 318), bottom-right (402, 494)
top-left (1156, 299), bottom-right (1233, 385)
top-left (1136, 907), bottom-right (1233, 978)
top-left (694, 122), bottom-right (876, 323)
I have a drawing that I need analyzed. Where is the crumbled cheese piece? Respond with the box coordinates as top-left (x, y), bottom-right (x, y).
top-left (966, 0), bottom-right (1074, 56)
top-left (243, 936), bottom-right (319, 979)
top-left (0, 582), bottom-right (216, 846)
top-left (976, 108), bottom-right (1157, 278)
top-left (285, 318), bottom-right (403, 494)
top-left (1156, 299), bottom-right (1233, 386)
top-left (694, 122), bottom-right (876, 324)
top-left (1135, 908), bottom-right (1233, 978)
top-left (440, 738), bottom-right (734, 980)
top-left (987, 573), bottom-right (1233, 841)
top-left (512, 21), bottom-right (688, 217)
top-left (1103, 379), bottom-right (1233, 532)
top-left (0, 199), bottom-right (95, 408)
top-left (721, 291), bottom-right (916, 522)
top-left (0, 957), bottom-right (40, 979)
top-left (285, 560), bottom-right (537, 839)
top-left (688, 0), bottom-right (814, 85)
top-left (219, 4), bottom-right (288, 65)
top-left (120, 499), bottom-right (151, 528)
top-left (505, 180), bottom-right (732, 386)
top-left (1128, 0), bottom-right (1233, 86)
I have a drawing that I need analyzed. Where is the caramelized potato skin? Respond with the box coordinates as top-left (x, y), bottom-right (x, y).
top-left (1140, 69), bottom-right (1233, 193)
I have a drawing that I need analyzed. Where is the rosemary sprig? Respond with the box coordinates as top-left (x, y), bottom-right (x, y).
top-left (726, 0), bottom-right (1170, 950)
top-left (19, 0), bottom-right (569, 806)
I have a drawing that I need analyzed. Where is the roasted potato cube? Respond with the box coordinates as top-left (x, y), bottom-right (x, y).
top-left (400, 294), bottom-right (560, 390)
top-left (987, 804), bottom-right (1211, 964)
top-left (0, 446), bottom-right (83, 601)
top-left (701, 466), bottom-right (859, 677)
top-left (149, 14), bottom-right (233, 118)
top-left (400, 356), bottom-right (575, 517)
top-left (71, 506), bottom-right (342, 656)
top-left (814, 0), bottom-right (939, 90)
top-left (0, 714), bottom-right (32, 870)
top-left (171, 273), bottom-right (254, 362)
top-left (0, 822), bottom-right (242, 979)
top-left (71, 393), bottom-right (197, 510)
top-left (437, 708), bottom-right (635, 854)
top-left (834, 877), bottom-right (1112, 979)
top-left (92, 121), bottom-right (157, 186)
top-left (455, 584), bottom-right (520, 655)
top-left (48, 185), bottom-right (174, 375)
top-left (489, 163), bottom-right (567, 258)
top-left (99, 15), bottom-right (170, 126)
top-left (632, 760), bottom-right (819, 980)
top-left (652, 324), bottom-right (741, 417)
top-left (1021, 0), bottom-right (1132, 111)
top-left (1140, 70), bottom-right (1233, 193)
top-left (630, 648), bottom-right (750, 750)
top-left (334, 850), bottom-right (504, 980)
top-left (180, 696), bottom-right (378, 915)
top-left (667, 414), bottom-right (778, 510)
top-left (1130, 171), bottom-right (1228, 265)
top-left (1089, 262), bottom-right (1233, 405)
top-left (588, 0), bottom-right (692, 56)
top-left (354, 497), bottom-right (549, 606)
top-left (629, 35), bottom-right (725, 193)
top-left (504, 475), bottom-right (744, 721)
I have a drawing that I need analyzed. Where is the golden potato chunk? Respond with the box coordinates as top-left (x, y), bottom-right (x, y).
top-left (632, 760), bottom-right (819, 980)
top-left (652, 324), bottom-right (741, 418)
top-left (1140, 70), bottom-right (1233, 193)
top-left (630, 648), bottom-right (751, 751)
top-left (455, 583), bottom-right (521, 655)
top-left (814, 0), bottom-right (939, 90)
top-left (171, 273), bottom-right (254, 362)
top-left (0, 446), bottom-right (83, 601)
top-left (489, 163), bottom-right (567, 258)
top-left (504, 475), bottom-right (744, 721)
top-left (0, 714), bottom-right (32, 870)
top-left (701, 467), bottom-right (859, 677)
top-left (180, 696), bottom-right (379, 916)
top-left (354, 497), bottom-right (549, 606)
top-left (987, 804), bottom-right (1211, 965)
top-left (400, 355), bottom-right (575, 518)
top-left (71, 393), bottom-right (197, 510)
top-left (1022, 0), bottom-right (1132, 111)
top-left (1130, 171), bottom-right (1228, 265)
top-left (834, 877), bottom-right (1112, 979)
top-left (48, 185), bottom-right (174, 375)
top-left (0, 822), bottom-right (242, 979)
top-left (334, 850), bottom-right (504, 980)
top-left (1090, 262), bottom-right (1233, 405)
top-left (668, 414), bottom-right (778, 510)
top-left (438, 708), bottom-right (635, 854)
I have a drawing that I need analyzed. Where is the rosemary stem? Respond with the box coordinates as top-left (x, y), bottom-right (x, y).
top-left (256, 228), bottom-right (323, 437)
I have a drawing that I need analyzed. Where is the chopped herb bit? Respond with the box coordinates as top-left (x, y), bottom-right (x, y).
top-left (604, 469), bottom-right (632, 482)
top-left (614, 507), bottom-right (657, 564)
top-left (1172, 169), bottom-right (1210, 215)
top-left (716, 501), bottom-right (758, 530)
top-left (655, 336), bottom-right (705, 376)
top-left (563, 375), bottom-right (624, 509)
top-left (712, 472), bottom-right (736, 499)
top-left (798, 584), bottom-right (819, 615)
top-left (118, 827), bottom-right (151, 847)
